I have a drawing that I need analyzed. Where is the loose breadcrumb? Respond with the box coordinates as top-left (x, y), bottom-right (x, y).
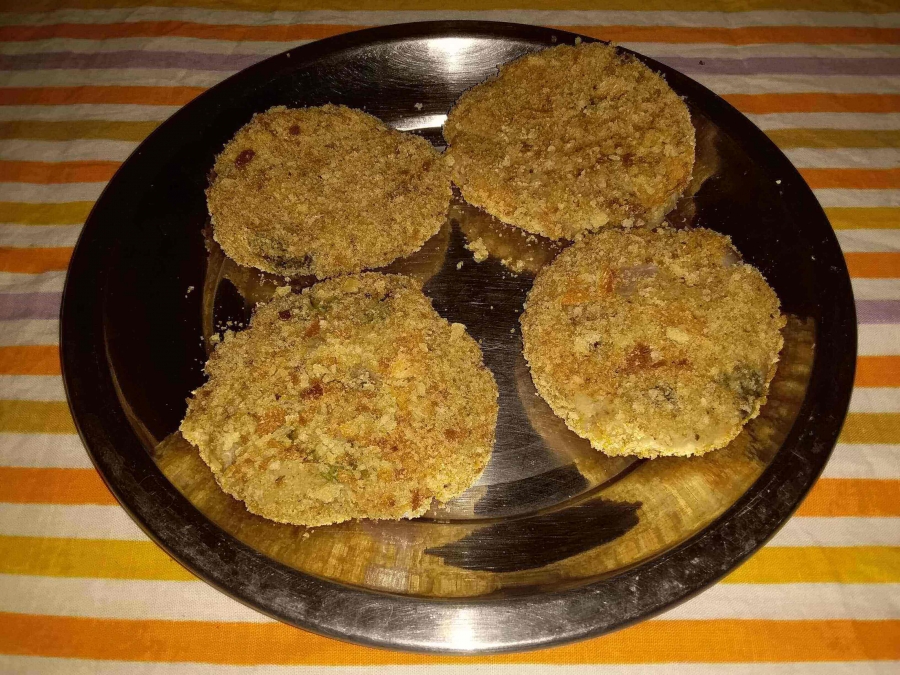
top-left (465, 237), bottom-right (490, 263)
top-left (181, 273), bottom-right (498, 526)
top-left (520, 227), bottom-right (785, 458)
top-left (208, 105), bottom-right (451, 279)
top-left (445, 42), bottom-right (695, 240)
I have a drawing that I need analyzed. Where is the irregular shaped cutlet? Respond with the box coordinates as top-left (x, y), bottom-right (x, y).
top-left (208, 105), bottom-right (452, 279)
top-left (445, 42), bottom-right (695, 240)
top-left (181, 273), bottom-right (498, 526)
top-left (521, 227), bottom-right (785, 458)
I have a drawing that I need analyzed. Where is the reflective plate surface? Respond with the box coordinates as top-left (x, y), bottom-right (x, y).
top-left (61, 22), bottom-right (856, 654)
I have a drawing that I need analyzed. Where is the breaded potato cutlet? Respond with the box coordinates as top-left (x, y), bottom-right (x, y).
top-left (207, 105), bottom-right (451, 279)
top-left (444, 42), bottom-right (695, 240)
top-left (521, 227), bottom-right (785, 458)
top-left (181, 273), bottom-right (498, 526)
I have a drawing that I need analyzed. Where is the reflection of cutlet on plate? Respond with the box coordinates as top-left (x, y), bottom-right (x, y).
top-left (521, 227), bottom-right (785, 459)
top-left (207, 105), bottom-right (451, 279)
top-left (444, 42), bottom-right (695, 240)
top-left (452, 197), bottom-right (563, 275)
top-left (181, 273), bottom-right (498, 526)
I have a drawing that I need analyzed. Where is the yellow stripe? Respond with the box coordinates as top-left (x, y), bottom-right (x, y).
top-left (0, 120), bottom-right (157, 143)
top-left (5, 0), bottom-right (897, 12)
top-left (1, 535), bottom-right (895, 583)
top-left (5, 407), bottom-right (888, 441)
top-left (0, 536), bottom-right (194, 581)
top-left (0, 202), bottom-right (92, 226)
top-left (827, 207), bottom-right (900, 230)
top-left (0, 401), bottom-right (75, 435)
top-left (0, 404), bottom-right (891, 463)
top-left (725, 547), bottom-right (900, 584)
top-left (768, 129), bottom-right (900, 149)
top-left (840, 413), bottom-right (900, 445)
top-left (0, 614), bottom-right (898, 664)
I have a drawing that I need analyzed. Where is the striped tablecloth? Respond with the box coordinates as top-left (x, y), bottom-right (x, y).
top-left (0, 1), bottom-right (898, 672)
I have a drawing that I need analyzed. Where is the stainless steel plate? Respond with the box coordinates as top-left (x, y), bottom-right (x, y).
top-left (61, 22), bottom-right (856, 654)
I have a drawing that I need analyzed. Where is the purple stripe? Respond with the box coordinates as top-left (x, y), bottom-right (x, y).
top-left (0, 292), bottom-right (61, 321)
top-left (856, 299), bottom-right (900, 324)
top-left (657, 56), bottom-right (900, 76)
top-left (0, 51), bottom-right (265, 72)
top-left (3, 51), bottom-right (900, 77)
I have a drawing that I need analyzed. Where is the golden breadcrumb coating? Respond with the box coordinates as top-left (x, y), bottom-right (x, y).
top-left (207, 105), bottom-right (451, 279)
top-left (181, 273), bottom-right (498, 526)
top-left (444, 42), bottom-right (695, 240)
top-left (521, 227), bottom-right (785, 458)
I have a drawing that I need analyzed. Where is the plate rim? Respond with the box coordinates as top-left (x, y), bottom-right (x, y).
top-left (60, 20), bottom-right (857, 655)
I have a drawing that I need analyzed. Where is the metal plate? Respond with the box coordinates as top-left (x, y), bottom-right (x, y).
top-left (61, 21), bottom-right (856, 654)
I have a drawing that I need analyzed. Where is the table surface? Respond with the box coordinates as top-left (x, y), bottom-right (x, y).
top-left (0, 0), bottom-right (898, 672)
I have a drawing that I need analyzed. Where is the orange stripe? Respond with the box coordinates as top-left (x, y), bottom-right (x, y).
top-left (801, 168), bottom-right (900, 190)
top-left (0, 86), bottom-right (205, 106)
top-left (724, 93), bottom-right (900, 114)
top-left (10, 467), bottom-right (893, 516)
top-left (798, 479), bottom-right (900, 517)
top-left (0, 346), bottom-right (59, 376)
top-left (0, 614), bottom-right (895, 664)
top-left (856, 356), bottom-right (900, 388)
top-left (0, 247), bottom-right (71, 273)
top-left (845, 252), bottom-right (900, 278)
top-left (1, 87), bottom-right (896, 114)
top-left (0, 160), bottom-right (118, 184)
top-left (1, 22), bottom-right (898, 45)
top-left (0, 468), bottom-right (113, 506)
top-left (5, 163), bottom-right (894, 189)
top-left (569, 25), bottom-right (900, 44)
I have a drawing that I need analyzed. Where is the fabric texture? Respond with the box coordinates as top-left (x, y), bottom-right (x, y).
top-left (0, 0), bottom-right (898, 671)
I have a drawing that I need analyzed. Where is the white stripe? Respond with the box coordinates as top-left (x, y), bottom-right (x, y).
top-left (0, 433), bottom-right (88, 468)
top-left (630, 43), bottom-right (900, 59)
top-left (0, 319), bottom-right (58, 346)
top-left (5, 68), bottom-right (900, 94)
top-left (0, 224), bottom-right (81, 247)
top-left (815, 189), bottom-right (900, 207)
top-left (1, 661), bottom-right (898, 675)
top-left (749, 112), bottom-right (900, 131)
top-left (836, 229), bottom-right (900, 252)
top-left (3, 38), bottom-right (900, 60)
top-left (823, 444), bottom-right (900, 479)
top-left (850, 387), bottom-right (900, 412)
top-left (5, 502), bottom-right (894, 547)
top-left (0, 270), bottom-right (66, 293)
top-left (0, 375), bottom-right (65, 401)
top-left (0, 575), bottom-right (269, 623)
top-left (689, 74), bottom-right (900, 95)
top-left (664, 583), bottom-right (900, 620)
top-left (853, 278), bottom-right (900, 299)
top-left (785, 148), bottom-right (900, 169)
top-left (0, 504), bottom-right (141, 539)
top-left (859, 324), bottom-right (900, 354)
top-left (770, 516), bottom-right (900, 546)
top-left (0, 574), bottom-right (895, 625)
top-left (0, 69), bottom-right (228, 88)
top-left (0, 182), bottom-right (104, 203)
top-left (0, 139), bottom-right (137, 162)
top-left (3, 8), bottom-right (900, 28)
top-left (0, 104), bottom-right (179, 122)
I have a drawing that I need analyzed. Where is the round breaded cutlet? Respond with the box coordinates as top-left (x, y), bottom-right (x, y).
top-left (444, 42), bottom-right (695, 240)
top-left (520, 227), bottom-right (785, 458)
top-left (207, 105), bottom-right (451, 279)
top-left (180, 273), bottom-right (498, 526)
